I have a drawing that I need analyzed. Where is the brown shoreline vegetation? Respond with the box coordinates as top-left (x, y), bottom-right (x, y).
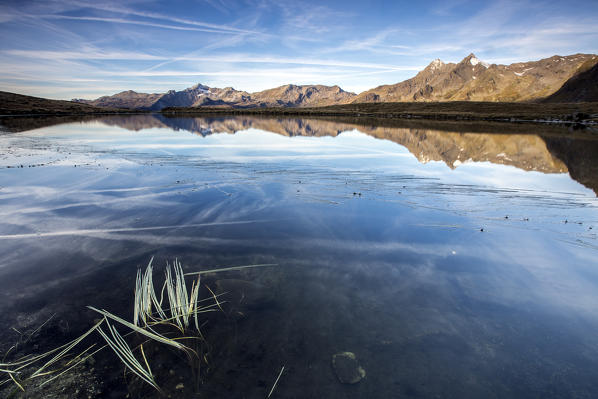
top-left (2, 91), bottom-right (598, 129)
top-left (0, 91), bottom-right (140, 116)
top-left (160, 101), bottom-right (598, 125)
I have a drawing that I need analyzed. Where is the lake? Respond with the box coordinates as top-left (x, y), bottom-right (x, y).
top-left (1, 114), bottom-right (597, 398)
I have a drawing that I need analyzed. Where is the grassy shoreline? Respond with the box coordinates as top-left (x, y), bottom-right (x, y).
top-left (160, 101), bottom-right (598, 125)
top-left (0, 91), bottom-right (143, 116)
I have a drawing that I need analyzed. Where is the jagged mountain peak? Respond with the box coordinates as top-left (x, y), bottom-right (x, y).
top-left (188, 83), bottom-right (210, 91)
top-left (460, 53), bottom-right (488, 68)
top-left (426, 58), bottom-right (445, 71)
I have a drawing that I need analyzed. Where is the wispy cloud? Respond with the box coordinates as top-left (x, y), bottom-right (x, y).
top-left (14, 0), bottom-right (260, 35)
top-left (328, 29), bottom-right (401, 53)
top-left (66, 0), bottom-right (263, 35)
top-left (110, 67), bottom-right (402, 78)
top-left (1, 0), bottom-right (596, 99)
top-left (3, 49), bottom-right (166, 60)
top-left (41, 14), bottom-right (245, 34)
top-left (429, 0), bottom-right (472, 16)
top-left (146, 54), bottom-right (421, 70)
top-left (276, 2), bottom-right (353, 35)
top-left (323, 0), bottom-right (598, 64)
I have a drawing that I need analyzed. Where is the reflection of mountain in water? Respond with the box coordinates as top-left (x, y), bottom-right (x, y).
top-left (99, 114), bottom-right (564, 170)
top-left (542, 137), bottom-right (598, 196)
top-left (4, 113), bottom-right (596, 194)
top-left (95, 114), bottom-right (598, 194)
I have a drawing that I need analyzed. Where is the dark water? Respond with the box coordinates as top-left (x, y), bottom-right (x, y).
top-left (1, 115), bottom-right (598, 398)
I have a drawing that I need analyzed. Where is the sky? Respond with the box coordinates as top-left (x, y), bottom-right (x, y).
top-left (1, 0), bottom-right (597, 100)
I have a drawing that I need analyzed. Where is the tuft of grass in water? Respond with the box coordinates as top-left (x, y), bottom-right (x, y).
top-left (96, 317), bottom-right (160, 392)
top-left (134, 256), bottom-right (167, 328)
top-left (0, 258), bottom-right (277, 393)
top-left (164, 259), bottom-right (199, 332)
top-left (88, 306), bottom-right (189, 352)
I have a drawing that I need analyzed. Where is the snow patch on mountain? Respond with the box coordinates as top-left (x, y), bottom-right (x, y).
top-left (470, 55), bottom-right (489, 68)
top-left (514, 67), bottom-right (533, 77)
top-left (429, 58), bottom-right (444, 70)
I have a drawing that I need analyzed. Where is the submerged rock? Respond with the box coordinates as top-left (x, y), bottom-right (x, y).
top-left (332, 352), bottom-right (366, 384)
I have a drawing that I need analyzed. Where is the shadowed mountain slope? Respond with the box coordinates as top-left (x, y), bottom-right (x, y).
top-left (543, 61), bottom-right (598, 103)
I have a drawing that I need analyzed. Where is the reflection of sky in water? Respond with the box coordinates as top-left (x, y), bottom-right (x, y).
top-left (1, 119), bottom-right (598, 398)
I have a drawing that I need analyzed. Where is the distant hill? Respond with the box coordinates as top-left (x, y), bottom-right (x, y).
top-left (249, 84), bottom-right (355, 107)
top-left (543, 61), bottom-right (598, 103)
top-left (0, 91), bottom-right (118, 115)
top-left (75, 90), bottom-right (164, 109)
top-left (353, 53), bottom-right (598, 103)
top-left (74, 84), bottom-right (356, 110)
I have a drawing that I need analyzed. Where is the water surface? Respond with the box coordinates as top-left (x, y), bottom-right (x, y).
top-left (1, 115), bottom-right (597, 398)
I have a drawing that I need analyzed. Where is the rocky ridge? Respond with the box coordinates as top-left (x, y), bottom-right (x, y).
top-left (74, 84), bottom-right (356, 110)
top-left (353, 53), bottom-right (598, 103)
top-left (72, 52), bottom-right (598, 110)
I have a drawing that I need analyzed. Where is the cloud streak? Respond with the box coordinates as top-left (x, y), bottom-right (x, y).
top-left (0, 219), bottom-right (272, 240)
top-left (0, 0), bottom-right (596, 98)
top-left (65, 0), bottom-right (264, 35)
top-left (41, 14), bottom-right (246, 34)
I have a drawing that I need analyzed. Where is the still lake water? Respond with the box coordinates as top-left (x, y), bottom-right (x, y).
top-left (1, 115), bottom-right (598, 398)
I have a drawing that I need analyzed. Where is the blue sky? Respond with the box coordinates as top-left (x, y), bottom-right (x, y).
top-left (1, 0), bottom-right (597, 99)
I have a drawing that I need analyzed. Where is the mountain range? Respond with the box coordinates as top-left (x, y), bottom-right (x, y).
top-left (74, 83), bottom-right (356, 110)
top-left (73, 53), bottom-right (598, 110)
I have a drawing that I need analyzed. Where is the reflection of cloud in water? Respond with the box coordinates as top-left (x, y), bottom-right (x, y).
top-left (292, 233), bottom-right (598, 319)
top-left (0, 219), bottom-right (275, 240)
top-left (1, 116), bottom-right (598, 398)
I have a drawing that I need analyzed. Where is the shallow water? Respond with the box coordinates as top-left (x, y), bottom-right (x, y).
top-left (1, 115), bottom-right (598, 398)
